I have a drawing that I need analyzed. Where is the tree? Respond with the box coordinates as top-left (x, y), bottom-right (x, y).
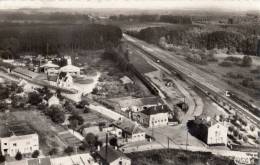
top-left (15, 151), bottom-right (22, 160)
top-left (76, 100), bottom-right (89, 109)
top-left (47, 105), bottom-right (65, 124)
top-left (49, 148), bottom-right (58, 156)
top-left (0, 101), bottom-right (7, 111)
top-left (0, 151), bottom-right (5, 163)
top-left (64, 146), bottom-right (74, 155)
top-left (64, 101), bottom-right (76, 112)
top-left (109, 137), bottom-right (118, 146)
top-left (69, 114), bottom-right (84, 126)
top-left (28, 92), bottom-right (42, 106)
top-left (241, 55), bottom-right (252, 67)
top-left (32, 150), bottom-right (40, 158)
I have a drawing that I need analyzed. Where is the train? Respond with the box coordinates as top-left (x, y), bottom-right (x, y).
top-left (226, 91), bottom-right (260, 118)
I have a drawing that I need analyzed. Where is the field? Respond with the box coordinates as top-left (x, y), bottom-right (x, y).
top-left (73, 50), bottom-right (151, 98)
top-left (127, 149), bottom-right (235, 165)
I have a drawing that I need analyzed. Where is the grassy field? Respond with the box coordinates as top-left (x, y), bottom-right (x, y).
top-left (127, 149), bottom-right (235, 165)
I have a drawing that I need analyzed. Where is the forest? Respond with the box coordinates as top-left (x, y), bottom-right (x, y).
top-left (109, 14), bottom-right (192, 24)
top-left (0, 23), bottom-right (122, 59)
top-left (127, 25), bottom-right (260, 56)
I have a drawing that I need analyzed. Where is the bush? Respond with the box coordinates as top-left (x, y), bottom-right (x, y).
top-left (49, 148), bottom-right (58, 156)
top-left (219, 61), bottom-right (232, 67)
top-left (32, 150), bottom-right (40, 158)
top-left (47, 105), bottom-right (65, 124)
top-left (28, 92), bottom-right (42, 106)
top-left (64, 146), bottom-right (74, 155)
top-left (109, 137), bottom-right (118, 147)
top-left (15, 151), bottom-right (22, 160)
top-left (241, 55), bottom-right (252, 67)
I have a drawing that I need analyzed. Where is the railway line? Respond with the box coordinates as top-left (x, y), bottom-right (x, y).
top-left (123, 34), bottom-right (260, 127)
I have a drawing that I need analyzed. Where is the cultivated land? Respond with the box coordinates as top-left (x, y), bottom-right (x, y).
top-left (127, 149), bottom-right (235, 165)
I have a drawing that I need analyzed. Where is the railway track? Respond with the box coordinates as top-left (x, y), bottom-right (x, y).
top-left (124, 34), bottom-right (260, 127)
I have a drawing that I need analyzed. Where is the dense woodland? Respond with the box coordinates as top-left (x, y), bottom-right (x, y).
top-left (0, 23), bottom-right (122, 58)
top-left (127, 25), bottom-right (260, 55)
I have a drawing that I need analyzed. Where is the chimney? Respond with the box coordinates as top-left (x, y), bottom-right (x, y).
top-left (97, 145), bottom-right (100, 151)
top-left (114, 146), bottom-right (118, 150)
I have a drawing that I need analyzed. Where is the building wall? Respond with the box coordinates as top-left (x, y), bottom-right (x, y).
top-left (207, 123), bottom-right (228, 145)
top-left (148, 113), bottom-right (168, 128)
top-left (0, 134), bottom-right (39, 157)
top-left (129, 132), bottom-right (146, 142)
top-left (110, 157), bottom-right (131, 165)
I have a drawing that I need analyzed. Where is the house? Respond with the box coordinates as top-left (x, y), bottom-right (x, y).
top-left (48, 95), bottom-right (60, 107)
top-left (134, 105), bottom-right (169, 128)
top-left (0, 122), bottom-right (39, 157)
top-left (59, 56), bottom-right (80, 76)
top-left (40, 61), bottom-right (59, 73)
top-left (95, 146), bottom-right (131, 165)
top-left (27, 157), bottom-right (51, 165)
top-left (112, 119), bottom-right (145, 143)
top-left (112, 96), bottom-right (163, 113)
top-left (57, 72), bottom-right (74, 89)
top-left (188, 117), bottom-right (228, 146)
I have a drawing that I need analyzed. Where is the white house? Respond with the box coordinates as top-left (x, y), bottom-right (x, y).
top-left (0, 122), bottom-right (39, 157)
top-left (191, 117), bottom-right (228, 146)
top-left (48, 95), bottom-right (60, 107)
top-left (96, 146), bottom-right (131, 165)
top-left (134, 105), bottom-right (169, 128)
top-left (207, 122), bottom-right (228, 146)
top-left (112, 119), bottom-right (145, 143)
top-left (57, 72), bottom-right (74, 89)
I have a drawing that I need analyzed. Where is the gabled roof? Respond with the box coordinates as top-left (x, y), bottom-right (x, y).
top-left (112, 119), bottom-right (144, 135)
top-left (96, 146), bottom-right (130, 163)
top-left (59, 65), bottom-right (80, 73)
top-left (0, 121), bottom-right (35, 138)
top-left (13, 67), bottom-right (38, 79)
top-left (40, 61), bottom-right (59, 68)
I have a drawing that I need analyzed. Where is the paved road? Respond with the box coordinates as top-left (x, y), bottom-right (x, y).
top-left (123, 34), bottom-right (260, 127)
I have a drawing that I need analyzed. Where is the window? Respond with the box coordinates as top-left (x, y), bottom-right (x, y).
top-left (13, 143), bottom-right (17, 147)
top-left (119, 161), bottom-right (122, 165)
top-left (4, 143), bottom-right (7, 145)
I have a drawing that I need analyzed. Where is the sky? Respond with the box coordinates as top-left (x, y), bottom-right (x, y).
top-left (0, 0), bottom-right (259, 11)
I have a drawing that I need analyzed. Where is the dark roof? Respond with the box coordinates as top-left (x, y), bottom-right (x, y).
top-left (113, 119), bottom-right (144, 135)
top-left (142, 105), bottom-right (170, 115)
top-left (13, 67), bottom-right (38, 79)
top-left (0, 121), bottom-right (36, 138)
top-left (96, 146), bottom-right (129, 163)
top-left (27, 158), bottom-right (51, 165)
top-left (47, 75), bottom-right (57, 82)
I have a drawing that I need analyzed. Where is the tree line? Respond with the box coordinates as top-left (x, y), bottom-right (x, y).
top-left (0, 23), bottom-right (122, 59)
top-left (127, 26), bottom-right (258, 55)
top-left (109, 14), bottom-right (192, 24)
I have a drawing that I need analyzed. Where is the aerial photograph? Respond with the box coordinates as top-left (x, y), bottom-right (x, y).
top-left (0, 0), bottom-right (259, 164)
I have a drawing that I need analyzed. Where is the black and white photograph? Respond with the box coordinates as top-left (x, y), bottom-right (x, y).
top-left (0, 0), bottom-right (259, 164)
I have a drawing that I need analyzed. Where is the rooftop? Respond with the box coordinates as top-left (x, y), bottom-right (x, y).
top-left (112, 96), bottom-right (163, 108)
top-left (142, 105), bottom-right (170, 115)
top-left (59, 64), bottom-right (80, 73)
top-left (112, 119), bottom-right (144, 135)
top-left (96, 146), bottom-right (130, 163)
top-left (0, 121), bottom-right (36, 138)
top-left (13, 67), bottom-right (39, 79)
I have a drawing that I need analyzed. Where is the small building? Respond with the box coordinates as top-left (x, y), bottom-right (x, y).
top-left (188, 117), bottom-right (228, 146)
top-left (0, 122), bottom-right (39, 157)
top-left (57, 72), bottom-right (74, 89)
top-left (27, 157), bottom-right (51, 165)
top-left (113, 96), bottom-right (163, 113)
top-left (120, 76), bottom-right (133, 85)
top-left (40, 61), bottom-right (60, 73)
top-left (112, 119), bottom-right (145, 143)
top-left (134, 105), bottom-right (169, 128)
top-left (95, 146), bottom-right (131, 165)
top-left (48, 95), bottom-right (60, 107)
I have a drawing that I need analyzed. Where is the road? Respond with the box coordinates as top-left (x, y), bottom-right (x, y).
top-left (123, 34), bottom-right (260, 127)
